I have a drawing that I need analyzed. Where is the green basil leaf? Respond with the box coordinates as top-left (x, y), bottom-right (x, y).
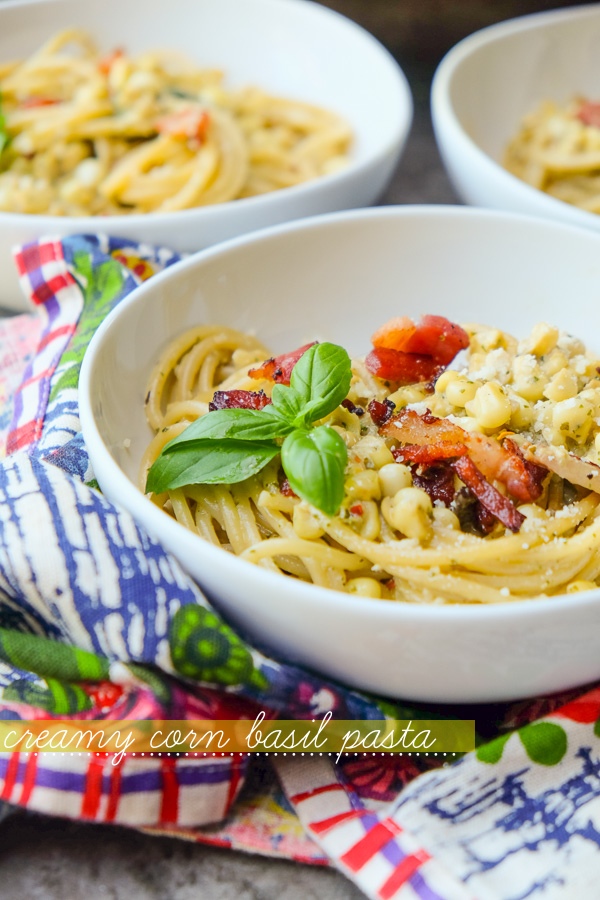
top-left (162, 405), bottom-right (292, 452)
top-left (146, 439), bottom-right (280, 493)
top-left (289, 342), bottom-right (352, 425)
top-left (281, 426), bottom-right (348, 516)
top-left (270, 383), bottom-right (305, 422)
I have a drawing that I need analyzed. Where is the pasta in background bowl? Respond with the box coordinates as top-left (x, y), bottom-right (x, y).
top-left (80, 206), bottom-right (600, 703)
top-left (431, 4), bottom-right (600, 231)
top-left (0, 0), bottom-right (411, 310)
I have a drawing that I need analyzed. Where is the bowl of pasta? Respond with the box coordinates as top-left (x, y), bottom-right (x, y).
top-left (431, 4), bottom-right (600, 230)
top-left (80, 205), bottom-right (600, 703)
top-left (0, 0), bottom-right (411, 311)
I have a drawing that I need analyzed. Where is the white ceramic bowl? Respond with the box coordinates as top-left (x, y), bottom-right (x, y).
top-left (431, 4), bottom-right (600, 230)
top-left (0, 0), bottom-right (411, 311)
top-left (80, 205), bottom-right (600, 704)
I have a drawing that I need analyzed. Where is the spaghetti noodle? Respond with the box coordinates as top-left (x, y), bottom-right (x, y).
top-left (504, 97), bottom-right (600, 214)
top-left (142, 318), bottom-right (600, 604)
top-left (0, 30), bottom-right (352, 215)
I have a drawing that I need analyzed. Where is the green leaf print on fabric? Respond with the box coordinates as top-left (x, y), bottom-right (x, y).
top-left (0, 628), bottom-right (110, 683)
top-left (49, 250), bottom-right (126, 401)
top-left (477, 721), bottom-right (568, 766)
top-left (169, 605), bottom-right (268, 690)
top-left (3, 677), bottom-right (93, 714)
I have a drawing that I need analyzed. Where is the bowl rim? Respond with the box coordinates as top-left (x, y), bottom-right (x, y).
top-left (0, 0), bottom-right (413, 228)
top-left (79, 202), bottom-right (600, 623)
top-left (431, 2), bottom-right (600, 231)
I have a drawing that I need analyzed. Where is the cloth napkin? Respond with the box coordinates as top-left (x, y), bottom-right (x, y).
top-left (1, 234), bottom-right (600, 899)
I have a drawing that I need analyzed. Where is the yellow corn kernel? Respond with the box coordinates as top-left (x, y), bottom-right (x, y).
top-left (433, 507), bottom-right (460, 530)
top-left (351, 435), bottom-right (394, 469)
top-left (519, 322), bottom-right (559, 357)
top-left (344, 469), bottom-right (381, 502)
top-left (512, 355), bottom-right (547, 402)
top-left (551, 396), bottom-right (595, 445)
top-left (508, 391), bottom-right (534, 430)
top-left (378, 462), bottom-right (412, 497)
top-left (355, 500), bottom-right (381, 541)
top-left (445, 376), bottom-right (480, 409)
top-left (292, 503), bottom-right (325, 540)
top-left (543, 368), bottom-right (579, 403)
top-left (465, 382), bottom-right (512, 430)
top-left (387, 384), bottom-right (428, 409)
top-left (434, 370), bottom-right (461, 394)
top-left (347, 577), bottom-right (382, 599)
top-left (381, 487), bottom-right (433, 542)
top-left (542, 348), bottom-right (569, 377)
top-left (470, 328), bottom-right (505, 354)
top-left (330, 425), bottom-right (359, 448)
top-left (566, 580), bottom-right (598, 594)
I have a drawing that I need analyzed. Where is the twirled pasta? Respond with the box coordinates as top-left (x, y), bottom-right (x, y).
top-left (0, 30), bottom-right (352, 215)
top-left (141, 320), bottom-right (600, 604)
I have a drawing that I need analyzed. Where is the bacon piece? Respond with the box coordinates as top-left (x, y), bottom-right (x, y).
top-left (392, 442), bottom-right (467, 465)
top-left (501, 438), bottom-right (547, 503)
top-left (208, 389), bottom-right (271, 411)
top-left (382, 409), bottom-right (548, 503)
top-left (365, 348), bottom-right (443, 384)
top-left (452, 488), bottom-right (496, 536)
top-left (248, 342), bottom-right (316, 385)
top-left (451, 456), bottom-right (525, 532)
top-left (520, 441), bottom-right (600, 494)
top-left (577, 101), bottom-right (600, 129)
top-left (371, 315), bottom-right (470, 366)
top-left (155, 108), bottom-right (210, 142)
top-left (341, 398), bottom-right (365, 417)
top-left (280, 477), bottom-right (298, 498)
top-left (367, 398), bottom-right (395, 427)
top-left (412, 464), bottom-right (456, 507)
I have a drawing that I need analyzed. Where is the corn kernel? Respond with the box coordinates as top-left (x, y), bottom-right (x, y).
top-left (541, 348), bottom-right (569, 377)
top-left (508, 390), bottom-right (534, 430)
top-left (543, 368), bottom-right (579, 403)
top-left (433, 507), bottom-right (460, 530)
top-left (381, 487), bottom-right (433, 542)
top-left (292, 503), bottom-right (325, 540)
top-left (351, 435), bottom-right (394, 469)
top-left (465, 382), bottom-right (512, 430)
top-left (378, 463), bottom-right (412, 497)
top-left (512, 355), bottom-right (547, 402)
top-left (445, 376), bottom-right (479, 408)
top-left (519, 322), bottom-right (559, 357)
top-left (387, 385), bottom-right (427, 408)
top-left (551, 396), bottom-right (594, 445)
top-left (347, 577), bottom-right (382, 599)
top-left (344, 469), bottom-right (381, 502)
top-left (434, 370), bottom-right (461, 394)
top-left (566, 580), bottom-right (598, 593)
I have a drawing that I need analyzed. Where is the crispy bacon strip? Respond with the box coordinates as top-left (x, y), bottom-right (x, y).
top-left (368, 398), bottom-right (396, 427)
top-left (451, 456), bottom-right (525, 533)
top-left (412, 464), bottom-right (456, 507)
top-left (382, 409), bottom-right (548, 503)
top-left (520, 441), bottom-right (600, 494)
top-left (209, 389), bottom-right (271, 411)
top-left (248, 342), bottom-right (316, 385)
top-left (392, 442), bottom-right (467, 465)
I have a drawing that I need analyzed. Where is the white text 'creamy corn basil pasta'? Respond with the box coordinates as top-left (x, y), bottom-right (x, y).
top-left (142, 315), bottom-right (600, 605)
top-left (0, 30), bottom-right (352, 215)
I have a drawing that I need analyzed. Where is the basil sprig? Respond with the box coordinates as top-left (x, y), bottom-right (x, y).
top-left (146, 342), bottom-right (352, 516)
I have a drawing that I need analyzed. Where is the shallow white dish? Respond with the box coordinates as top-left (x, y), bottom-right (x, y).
top-left (0, 0), bottom-right (411, 311)
top-left (80, 205), bottom-right (600, 704)
top-left (431, 4), bottom-right (600, 230)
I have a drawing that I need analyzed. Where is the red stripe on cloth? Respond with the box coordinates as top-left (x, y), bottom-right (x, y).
top-left (38, 323), bottom-right (76, 352)
top-left (1, 753), bottom-right (21, 802)
top-left (379, 849), bottom-right (431, 900)
top-left (225, 755), bottom-right (244, 813)
top-left (19, 752), bottom-right (38, 805)
top-left (17, 370), bottom-right (46, 391)
top-left (14, 240), bottom-right (63, 276)
top-left (81, 756), bottom-right (105, 819)
top-left (160, 757), bottom-right (180, 824)
top-left (6, 420), bottom-right (42, 454)
top-left (105, 760), bottom-right (123, 822)
top-left (30, 273), bottom-right (76, 307)
top-left (311, 808), bottom-right (368, 836)
top-left (340, 818), bottom-right (403, 873)
top-left (291, 782), bottom-right (346, 804)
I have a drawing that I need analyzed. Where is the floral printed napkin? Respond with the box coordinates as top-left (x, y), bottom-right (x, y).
top-left (0, 234), bottom-right (599, 899)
